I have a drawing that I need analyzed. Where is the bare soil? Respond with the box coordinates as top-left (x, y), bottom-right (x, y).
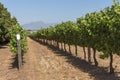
top-left (0, 38), bottom-right (120, 80)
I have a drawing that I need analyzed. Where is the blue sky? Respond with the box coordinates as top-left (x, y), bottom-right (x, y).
top-left (0, 0), bottom-right (113, 25)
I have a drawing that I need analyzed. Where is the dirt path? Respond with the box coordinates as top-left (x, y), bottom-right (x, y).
top-left (0, 45), bottom-right (19, 80)
top-left (0, 38), bottom-right (119, 80)
top-left (22, 38), bottom-right (93, 80)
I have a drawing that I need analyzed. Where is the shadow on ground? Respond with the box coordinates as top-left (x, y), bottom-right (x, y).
top-left (9, 54), bottom-right (25, 70)
top-left (33, 39), bottom-right (120, 80)
top-left (0, 42), bottom-right (9, 49)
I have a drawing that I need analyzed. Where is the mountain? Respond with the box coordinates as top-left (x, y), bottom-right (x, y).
top-left (22, 21), bottom-right (57, 30)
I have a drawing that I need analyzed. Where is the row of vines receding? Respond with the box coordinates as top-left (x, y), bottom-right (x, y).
top-left (30, 2), bottom-right (120, 74)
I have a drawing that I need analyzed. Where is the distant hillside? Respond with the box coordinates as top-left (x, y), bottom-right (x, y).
top-left (22, 21), bottom-right (57, 30)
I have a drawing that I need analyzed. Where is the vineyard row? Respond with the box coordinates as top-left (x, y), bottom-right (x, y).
top-left (30, 3), bottom-right (120, 73)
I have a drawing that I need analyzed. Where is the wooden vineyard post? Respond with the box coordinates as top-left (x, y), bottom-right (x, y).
top-left (16, 33), bottom-right (22, 70)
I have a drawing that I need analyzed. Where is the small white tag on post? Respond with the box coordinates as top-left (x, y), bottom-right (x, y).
top-left (16, 33), bottom-right (20, 40)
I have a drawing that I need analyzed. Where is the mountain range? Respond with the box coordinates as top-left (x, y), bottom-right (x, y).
top-left (22, 21), bottom-right (57, 30)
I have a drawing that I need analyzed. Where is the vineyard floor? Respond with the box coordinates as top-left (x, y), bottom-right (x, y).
top-left (0, 38), bottom-right (120, 80)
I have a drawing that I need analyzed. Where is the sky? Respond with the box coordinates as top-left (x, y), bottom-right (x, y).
top-left (0, 0), bottom-right (113, 25)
